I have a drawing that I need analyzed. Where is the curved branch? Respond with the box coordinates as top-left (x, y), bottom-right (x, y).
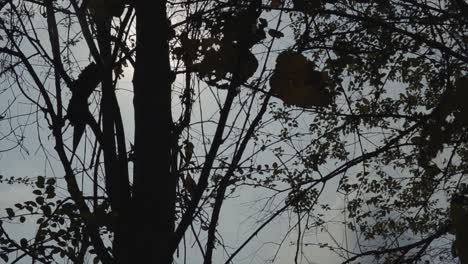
top-left (341, 225), bottom-right (450, 264)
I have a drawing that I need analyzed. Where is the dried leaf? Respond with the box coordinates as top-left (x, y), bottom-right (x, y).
top-left (271, 0), bottom-right (283, 8)
top-left (270, 51), bottom-right (331, 108)
top-left (268, 29), bottom-right (284, 38)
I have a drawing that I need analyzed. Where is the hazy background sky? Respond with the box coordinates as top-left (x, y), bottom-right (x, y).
top-left (0, 6), bottom-right (360, 263)
top-left (0, 62), bottom-right (349, 264)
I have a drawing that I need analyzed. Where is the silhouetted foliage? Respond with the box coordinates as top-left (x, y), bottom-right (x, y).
top-left (0, 0), bottom-right (467, 263)
top-left (67, 62), bottom-right (102, 152)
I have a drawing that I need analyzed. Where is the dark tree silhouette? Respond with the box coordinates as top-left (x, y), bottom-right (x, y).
top-left (0, 0), bottom-right (467, 264)
top-left (67, 62), bottom-right (103, 153)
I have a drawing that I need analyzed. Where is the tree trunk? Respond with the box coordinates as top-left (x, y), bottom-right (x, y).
top-left (95, 17), bottom-right (132, 263)
top-left (131, 0), bottom-right (175, 263)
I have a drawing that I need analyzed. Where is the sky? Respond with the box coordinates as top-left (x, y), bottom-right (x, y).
top-left (0, 67), bottom-right (345, 264)
top-left (0, 3), bottom-right (375, 264)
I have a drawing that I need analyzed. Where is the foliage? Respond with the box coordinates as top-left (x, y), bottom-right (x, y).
top-left (0, 0), bottom-right (467, 263)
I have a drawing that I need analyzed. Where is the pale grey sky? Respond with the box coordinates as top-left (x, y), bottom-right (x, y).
top-left (0, 5), bottom-right (371, 264)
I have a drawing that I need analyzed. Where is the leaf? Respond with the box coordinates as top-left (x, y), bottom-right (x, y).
top-left (195, 42), bottom-right (258, 86)
top-left (20, 238), bottom-right (28, 248)
top-left (32, 190), bottom-right (42, 195)
top-left (58, 240), bottom-right (67, 248)
top-left (0, 253), bottom-right (8, 262)
top-left (184, 174), bottom-right (196, 196)
top-left (51, 247), bottom-right (61, 255)
top-left (46, 191), bottom-right (56, 199)
top-left (36, 176), bottom-right (45, 188)
top-left (184, 142), bottom-right (194, 164)
top-left (5, 208), bottom-right (14, 218)
top-left (36, 196), bottom-right (45, 205)
top-left (270, 51), bottom-right (332, 108)
top-left (271, 0), bottom-right (283, 8)
top-left (41, 205), bottom-right (52, 217)
top-left (292, 0), bottom-right (323, 14)
top-left (25, 206), bottom-right (33, 213)
top-left (19, 216), bottom-right (25, 223)
top-left (259, 18), bottom-right (268, 28)
top-left (24, 201), bottom-right (37, 207)
top-left (268, 29), bottom-right (284, 38)
top-left (46, 178), bottom-right (56, 186)
top-left (45, 185), bottom-right (56, 199)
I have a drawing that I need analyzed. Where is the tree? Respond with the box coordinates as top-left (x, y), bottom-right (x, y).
top-left (0, 0), bottom-right (467, 263)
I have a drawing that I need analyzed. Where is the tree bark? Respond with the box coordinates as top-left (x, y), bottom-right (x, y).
top-left (95, 17), bottom-right (132, 263)
top-left (132, 0), bottom-right (175, 263)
